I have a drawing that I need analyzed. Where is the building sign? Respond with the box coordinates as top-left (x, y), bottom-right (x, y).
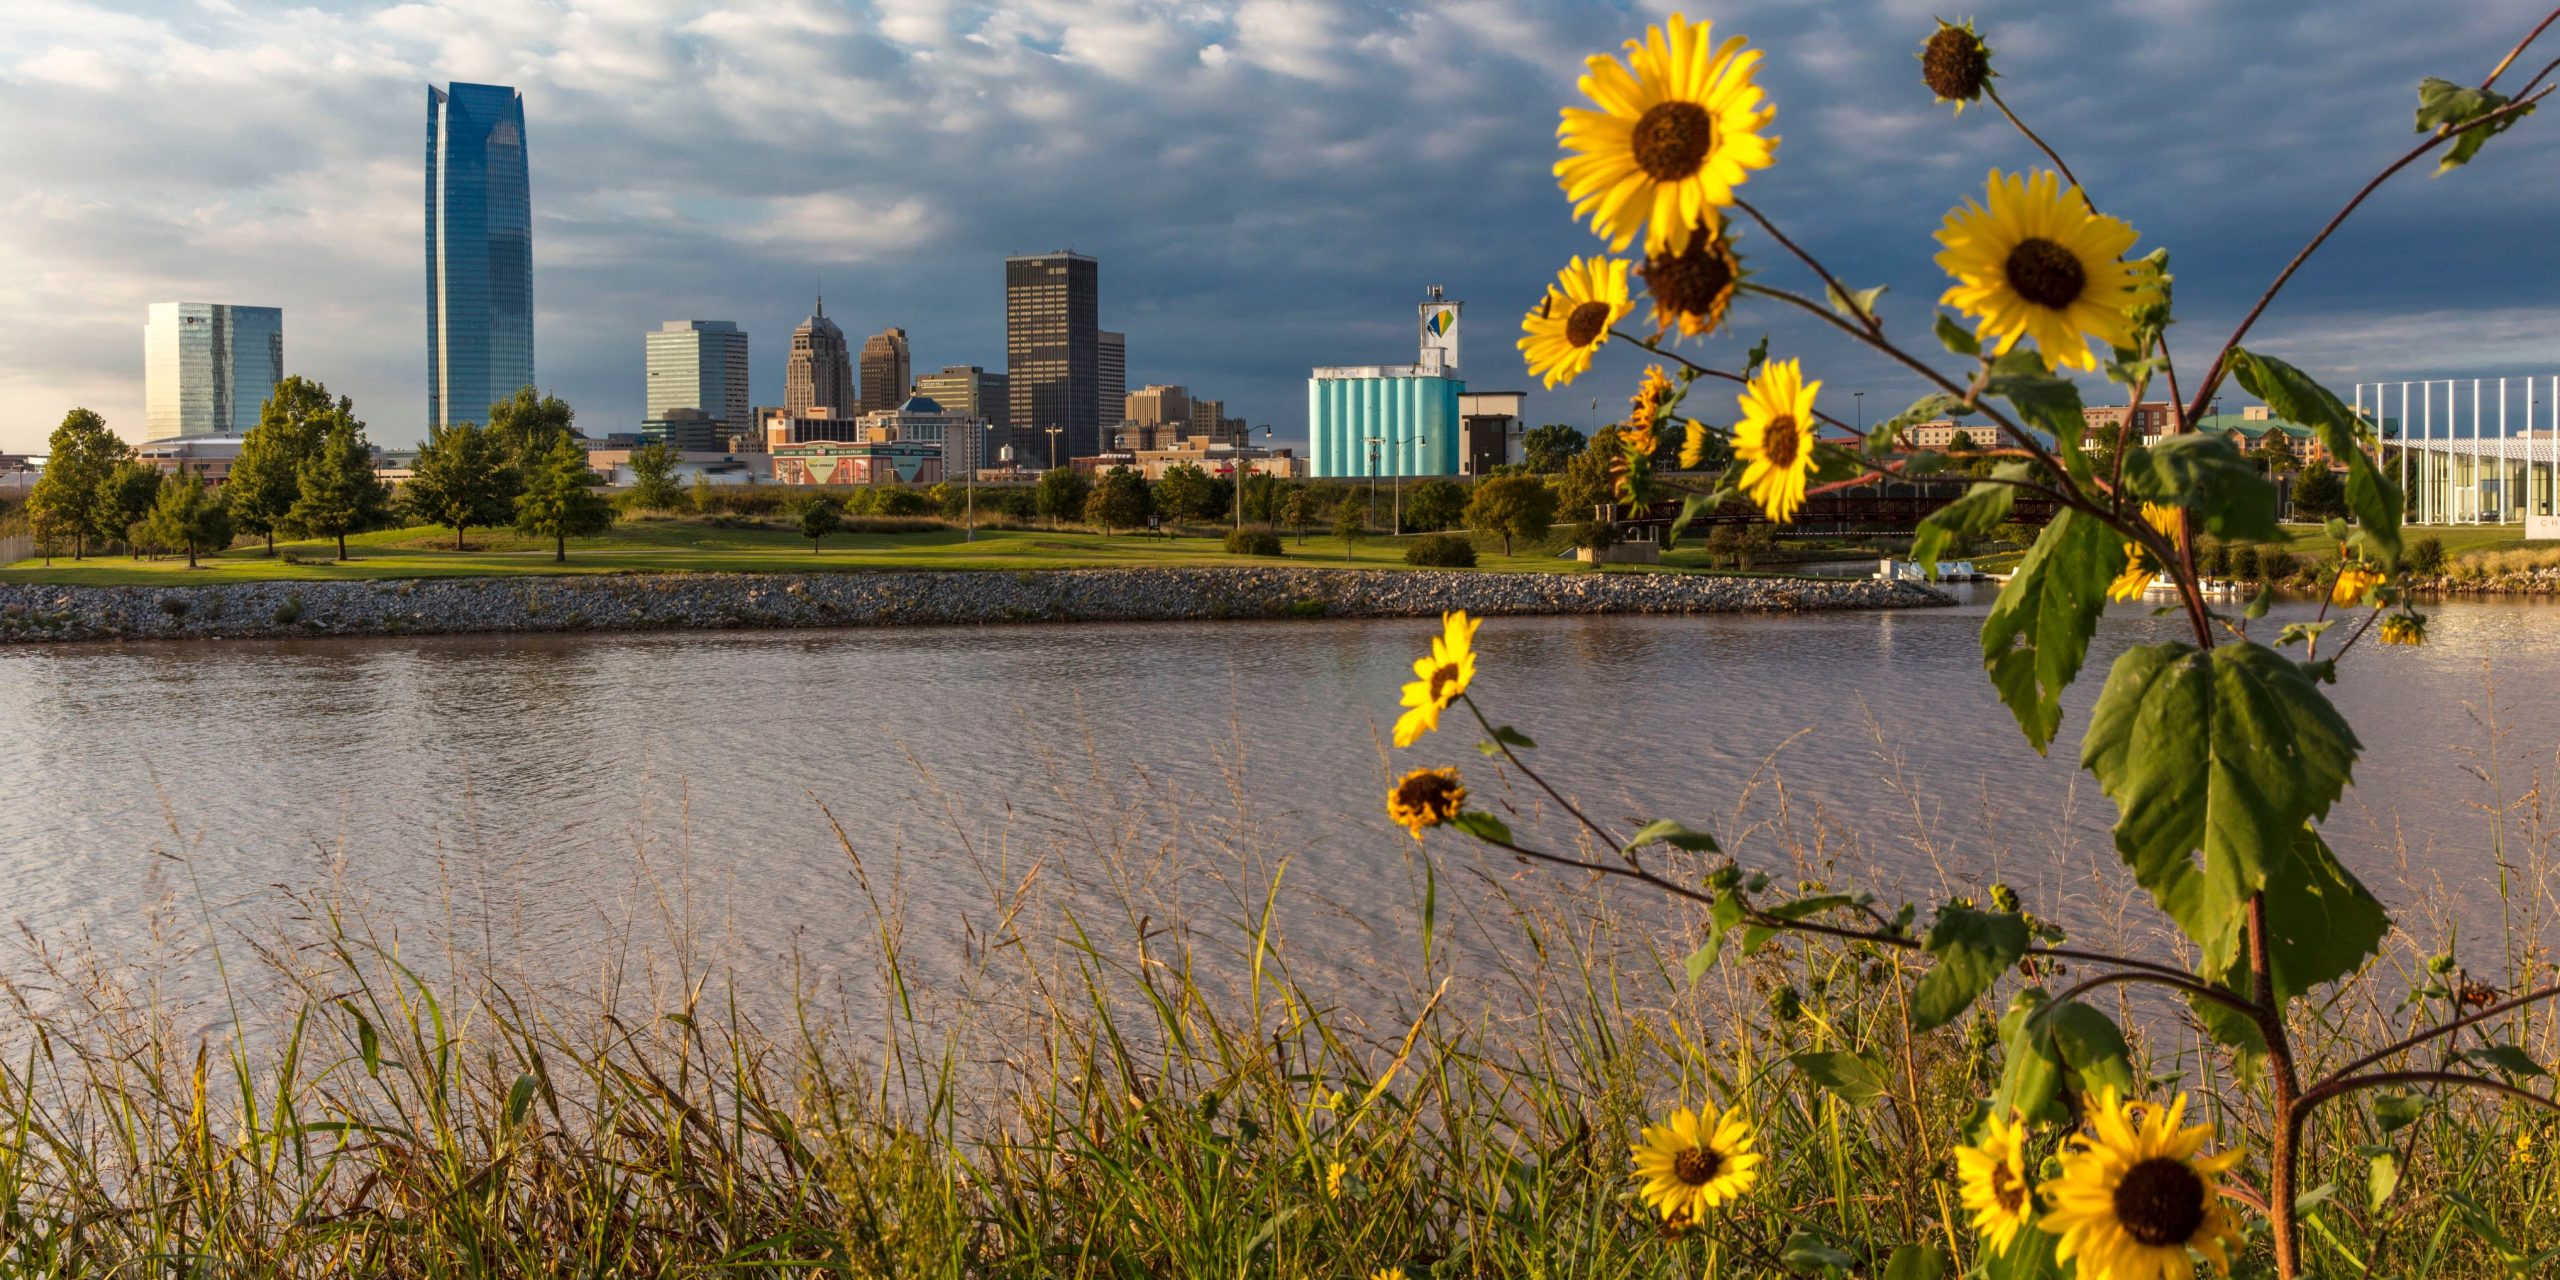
top-left (1418, 296), bottom-right (1461, 374)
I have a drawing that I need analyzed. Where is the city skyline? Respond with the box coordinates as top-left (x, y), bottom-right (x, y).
top-left (5, 1), bottom-right (2557, 456)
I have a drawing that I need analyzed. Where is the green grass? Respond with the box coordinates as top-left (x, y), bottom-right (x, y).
top-left (0, 518), bottom-right (1619, 588)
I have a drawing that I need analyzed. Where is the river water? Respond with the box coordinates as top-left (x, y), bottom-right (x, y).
top-left (4, 590), bottom-right (2558, 1014)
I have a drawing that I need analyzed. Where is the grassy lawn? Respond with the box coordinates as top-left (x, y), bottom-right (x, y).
top-left (1, 518), bottom-right (1631, 588)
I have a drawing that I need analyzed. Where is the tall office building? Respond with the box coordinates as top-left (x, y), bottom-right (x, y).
top-left (645, 320), bottom-right (749, 430)
top-left (785, 296), bottom-right (855, 416)
top-left (1005, 251), bottom-right (1099, 463)
top-left (858, 327), bottom-right (912, 414)
top-left (425, 82), bottom-right (534, 431)
top-left (1097, 330), bottom-right (1125, 442)
top-left (144, 303), bottom-right (283, 440)
top-left (913, 365), bottom-right (1011, 431)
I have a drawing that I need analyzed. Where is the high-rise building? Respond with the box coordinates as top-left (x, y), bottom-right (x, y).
top-left (785, 296), bottom-right (855, 416)
top-left (645, 320), bottom-right (749, 430)
top-left (1005, 251), bottom-right (1099, 464)
top-left (1097, 330), bottom-right (1125, 441)
top-left (144, 303), bottom-right (283, 440)
top-left (859, 327), bottom-right (912, 414)
top-left (913, 365), bottom-right (1011, 430)
top-left (425, 82), bottom-right (534, 432)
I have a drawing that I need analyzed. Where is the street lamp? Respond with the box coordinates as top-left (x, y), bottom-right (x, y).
top-left (1365, 434), bottom-right (1384, 532)
top-left (1854, 391), bottom-right (1864, 438)
top-left (964, 421), bottom-right (994, 542)
top-left (1392, 432), bottom-right (1426, 535)
top-left (1044, 426), bottom-right (1065, 529)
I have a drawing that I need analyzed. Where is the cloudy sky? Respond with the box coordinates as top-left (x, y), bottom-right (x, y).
top-left (2, 0), bottom-right (2555, 454)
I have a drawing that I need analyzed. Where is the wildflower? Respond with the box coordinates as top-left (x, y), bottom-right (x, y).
top-left (1370, 1270), bottom-right (1407, 1280)
top-left (1640, 226), bottom-right (1741, 337)
top-left (2515, 1130), bottom-right (2536, 1169)
top-left (1393, 611), bottom-right (1480, 747)
top-left (1556, 13), bottom-right (1778, 257)
top-left (1920, 19), bottom-right (1994, 111)
top-left (1679, 420), bottom-right (1717, 469)
top-left (1520, 257), bottom-right (1635, 390)
top-left (2108, 503), bottom-right (2181, 602)
top-left (1732, 357), bottom-right (1821, 522)
top-left (1935, 170), bottom-right (2144, 372)
top-left (2038, 1089), bottom-right (2244, 1280)
top-left (1625, 365), bottom-right (1676, 455)
top-left (2332, 562), bottom-right (2383, 606)
top-left (1956, 1110), bottom-right (2037, 1253)
top-left (1387, 767), bottom-right (1467, 839)
top-left (1326, 1159), bottom-right (1349, 1197)
top-left (2379, 612), bottom-right (2427, 646)
top-left (1631, 1102), bottom-right (1762, 1221)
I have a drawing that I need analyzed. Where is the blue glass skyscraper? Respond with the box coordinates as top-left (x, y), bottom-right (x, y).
top-left (425, 82), bottom-right (533, 432)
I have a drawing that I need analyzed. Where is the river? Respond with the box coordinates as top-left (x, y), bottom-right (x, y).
top-left (4, 590), bottom-right (2557, 1016)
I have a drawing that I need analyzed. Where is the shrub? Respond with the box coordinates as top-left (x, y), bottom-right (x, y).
top-left (272, 594), bottom-right (304, 625)
top-left (2198, 538), bottom-right (2233, 578)
top-left (1704, 521), bottom-right (1777, 569)
top-left (2231, 543), bottom-right (2262, 581)
top-left (2407, 535), bottom-right (2446, 574)
top-left (2259, 548), bottom-right (2299, 583)
top-left (1224, 529), bottom-right (1283, 556)
top-left (1403, 533), bottom-right (1478, 567)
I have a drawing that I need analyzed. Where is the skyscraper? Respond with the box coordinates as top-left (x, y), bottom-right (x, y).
top-left (144, 303), bottom-right (283, 440)
top-left (425, 82), bottom-right (534, 432)
top-left (913, 366), bottom-right (1011, 432)
top-left (1097, 330), bottom-right (1125, 443)
top-left (1005, 251), bottom-right (1099, 463)
top-left (859, 327), bottom-right (912, 414)
top-left (786, 297), bottom-right (855, 416)
top-left (646, 320), bottom-right (750, 430)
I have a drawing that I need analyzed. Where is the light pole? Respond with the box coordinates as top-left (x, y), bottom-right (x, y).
top-left (964, 421), bottom-right (993, 542)
top-left (1044, 426), bottom-right (1064, 529)
top-left (1365, 435), bottom-right (1383, 532)
top-left (1392, 432), bottom-right (1425, 535)
top-left (1854, 391), bottom-right (1864, 439)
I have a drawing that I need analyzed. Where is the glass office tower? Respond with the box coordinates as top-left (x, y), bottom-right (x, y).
top-left (1006, 252), bottom-right (1099, 463)
top-left (426, 82), bottom-right (533, 432)
top-left (646, 320), bottom-right (750, 430)
top-left (143, 303), bottom-right (283, 439)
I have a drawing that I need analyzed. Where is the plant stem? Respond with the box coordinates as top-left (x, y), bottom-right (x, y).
top-left (1984, 83), bottom-right (2083, 192)
top-left (2247, 894), bottom-right (2304, 1277)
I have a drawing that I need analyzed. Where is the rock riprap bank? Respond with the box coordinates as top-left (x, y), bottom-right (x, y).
top-left (0, 567), bottom-right (1950, 644)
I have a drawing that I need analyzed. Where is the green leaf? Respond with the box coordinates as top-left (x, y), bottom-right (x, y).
top-left (1933, 312), bottom-right (1981, 358)
top-left (1811, 441), bottom-right (1868, 485)
top-left (2372, 1092), bottom-right (2425, 1133)
top-left (1985, 349), bottom-right (2092, 481)
top-left (1912, 465), bottom-right (2024, 575)
top-left (1684, 942), bottom-right (1721, 985)
top-left (2118, 434), bottom-right (2280, 542)
top-left (1781, 1232), bottom-right (1856, 1274)
top-left (1983, 1222), bottom-right (2064, 1280)
top-left (2080, 642), bottom-right (2363, 968)
top-left (1447, 811), bottom-right (1513, 844)
top-left (1884, 1244), bottom-right (1948, 1280)
top-left (1982, 508), bottom-right (2126, 753)
top-left (1912, 906), bottom-right (2031, 1032)
top-left (1994, 989), bottom-right (2136, 1124)
top-left (1623, 819), bottom-right (1720, 856)
top-left (2462, 1044), bottom-right (2551, 1079)
top-left (2227, 349), bottom-right (2402, 567)
top-left (342, 1001), bottom-right (381, 1079)
top-left (1827, 281), bottom-right (1888, 323)
top-left (1746, 334), bottom-right (1770, 376)
top-left (505, 1073), bottom-right (538, 1129)
top-left (2370, 1149), bottom-right (2402, 1212)
top-left (2415, 76), bottom-right (2531, 174)
top-left (1492, 725), bottom-right (1535, 749)
top-left (1791, 1050), bottom-right (1893, 1105)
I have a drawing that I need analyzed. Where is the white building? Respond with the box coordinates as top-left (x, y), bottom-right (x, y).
top-left (2357, 376), bottom-right (2560, 530)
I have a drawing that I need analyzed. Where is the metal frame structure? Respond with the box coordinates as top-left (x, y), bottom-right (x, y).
top-left (2354, 376), bottom-right (2560, 526)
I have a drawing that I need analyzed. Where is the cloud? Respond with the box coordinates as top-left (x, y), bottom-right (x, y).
top-left (0, 0), bottom-right (2554, 452)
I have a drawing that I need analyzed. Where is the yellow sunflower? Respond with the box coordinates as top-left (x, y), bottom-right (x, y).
top-left (1732, 357), bottom-right (1821, 522)
top-left (1955, 1110), bottom-right (2037, 1254)
top-left (1557, 14), bottom-right (1779, 257)
top-left (1626, 364), bottom-right (1676, 456)
top-left (2379, 612), bottom-right (2427, 646)
top-left (1387, 768), bottom-right (1466, 839)
top-left (2108, 503), bottom-right (2181, 602)
top-left (1631, 1102), bottom-right (1762, 1221)
top-left (2331, 562), bottom-right (2383, 606)
top-left (1520, 257), bottom-right (1635, 390)
top-left (1370, 1270), bottom-right (1406, 1280)
top-left (1678, 420), bottom-right (1717, 469)
top-left (1640, 225), bottom-right (1741, 337)
top-left (1935, 170), bottom-right (2144, 372)
top-left (1393, 611), bottom-right (1480, 747)
top-left (2038, 1089), bottom-right (2244, 1280)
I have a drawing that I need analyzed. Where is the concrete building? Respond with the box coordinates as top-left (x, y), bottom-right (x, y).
top-left (1457, 391), bottom-right (1526, 476)
top-left (772, 437), bottom-right (942, 487)
top-left (1308, 287), bottom-right (1468, 478)
top-left (135, 434), bottom-right (249, 484)
top-left (859, 326), bottom-right (911, 415)
top-left (1007, 251), bottom-right (1100, 462)
top-left (762, 405), bottom-right (864, 450)
top-left (913, 365), bottom-right (1012, 458)
top-left (640, 407), bottom-right (731, 453)
top-left (585, 449), bottom-right (773, 487)
top-left (1098, 330), bottom-right (1126, 439)
top-left (786, 296), bottom-right (856, 416)
top-left (645, 320), bottom-right (749, 431)
top-left (2079, 401), bottom-right (2176, 451)
top-left (1898, 419), bottom-right (2029, 451)
top-left (860, 394), bottom-right (999, 474)
top-left (426, 82), bottom-right (534, 432)
top-left (1125, 434), bottom-right (1298, 481)
top-left (144, 303), bottom-right (283, 440)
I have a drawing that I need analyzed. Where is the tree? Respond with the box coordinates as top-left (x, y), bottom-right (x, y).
top-left (141, 471), bottom-right (233, 569)
top-left (627, 442), bottom-right (683, 510)
top-left (1084, 466), bottom-right (1150, 534)
top-left (1555, 434), bottom-right (1617, 521)
top-left (26, 408), bottom-right (129, 559)
top-left (1240, 472), bottom-right (1282, 524)
top-left (1333, 499), bottom-right (1364, 561)
top-left (1282, 486), bottom-right (1318, 543)
top-left (2290, 466), bottom-right (2347, 522)
top-left (1463, 474), bottom-right (1559, 556)
top-left (797, 494), bottom-right (843, 552)
top-left (484, 387), bottom-right (580, 469)
top-left (402, 422), bottom-right (520, 549)
top-left (514, 431), bottom-right (615, 562)
top-left (1946, 428), bottom-right (1977, 453)
top-left (1154, 464), bottom-right (1218, 522)
top-left (1036, 466), bottom-right (1091, 528)
top-left (1523, 423), bottom-right (1588, 474)
top-left (290, 419), bottom-right (393, 561)
top-left (229, 376), bottom-right (351, 553)
top-left (93, 458), bottom-right (164, 557)
top-left (1405, 478), bottom-right (1468, 532)
top-left (2254, 429), bottom-right (2298, 476)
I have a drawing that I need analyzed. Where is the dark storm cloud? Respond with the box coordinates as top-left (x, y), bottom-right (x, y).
top-left (1, 0), bottom-right (2554, 450)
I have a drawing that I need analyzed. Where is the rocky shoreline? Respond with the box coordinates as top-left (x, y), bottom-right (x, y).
top-left (0, 567), bottom-right (1950, 645)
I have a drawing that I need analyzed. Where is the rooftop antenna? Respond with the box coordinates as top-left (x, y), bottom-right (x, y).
top-left (816, 275), bottom-right (824, 317)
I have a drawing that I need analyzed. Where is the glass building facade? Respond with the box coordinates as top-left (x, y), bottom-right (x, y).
top-left (1006, 252), bottom-right (1099, 463)
top-left (645, 320), bottom-right (749, 430)
top-left (144, 302), bottom-right (283, 440)
top-left (426, 82), bottom-right (534, 432)
top-left (1307, 367), bottom-right (1463, 478)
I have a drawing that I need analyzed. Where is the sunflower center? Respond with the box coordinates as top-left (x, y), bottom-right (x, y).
top-left (1398, 773), bottom-right (1456, 812)
top-left (1563, 301), bottom-right (1613, 350)
top-left (1426, 663), bottom-right (1460, 701)
top-left (1631, 101), bottom-right (1718, 182)
top-left (1759, 415), bottom-right (1802, 468)
top-left (1922, 26), bottom-right (1991, 103)
top-left (1641, 232), bottom-right (1738, 323)
top-left (1990, 1164), bottom-right (2026, 1213)
top-left (2003, 237), bottom-right (2087, 310)
top-left (1673, 1147), bottom-right (1722, 1186)
top-left (2112, 1157), bottom-right (2207, 1247)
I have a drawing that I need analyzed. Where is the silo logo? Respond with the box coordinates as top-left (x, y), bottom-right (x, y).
top-left (1425, 307), bottom-right (1457, 337)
